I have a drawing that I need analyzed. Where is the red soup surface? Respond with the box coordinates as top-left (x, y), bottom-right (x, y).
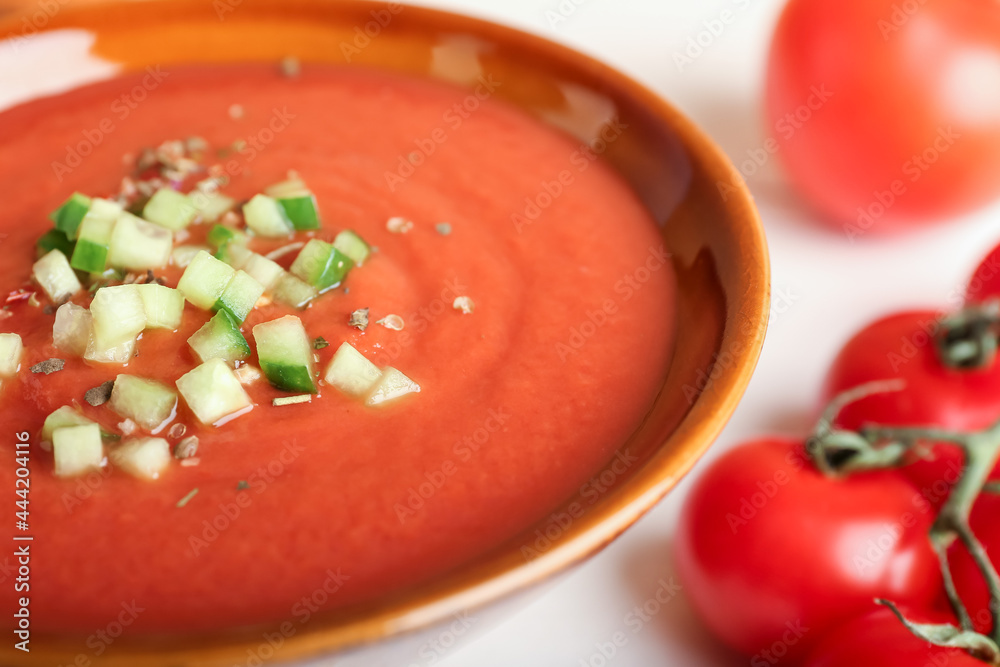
top-left (0, 64), bottom-right (675, 634)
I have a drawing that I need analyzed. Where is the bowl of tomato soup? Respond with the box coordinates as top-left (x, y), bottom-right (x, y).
top-left (0, 1), bottom-right (768, 664)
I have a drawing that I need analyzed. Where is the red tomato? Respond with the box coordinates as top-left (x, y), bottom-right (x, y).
top-left (950, 494), bottom-right (1000, 634)
top-left (766, 0), bottom-right (1000, 234)
top-left (820, 310), bottom-right (1000, 503)
top-left (804, 607), bottom-right (983, 667)
top-left (966, 241), bottom-right (1000, 303)
top-left (675, 438), bottom-right (941, 661)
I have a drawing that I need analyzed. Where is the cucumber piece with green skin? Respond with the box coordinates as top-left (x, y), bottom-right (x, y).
top-left (243, 194), bottom-right (294, 237)
top-left (108, 212), bottom-right (173, 271)
top-left (207, 224), bottom-right (248, 250)
top-left (324, 342), bottom-right (382, 397)
top-left (333, 230), bottom-right (371, 266)
top-left (214, 270), bottom-right (264, 323)
top-left (176, 357), bottom-right (253, 425)
top-left (290, 239), bottom-right (353, 291)
top-left (0, 334), bottom-right (23, 377)
top-left (252, 315), bottom-right (317, 393)
top-left (90, 284), bottom-right (146, 350)
top-left (49, 192), bottom-right (92, 239)
top-left (36, 229), bottom-right (74, 259)
top-left (276, 194), bottom-right (320, 231)
top-left (52, 423), bottom-right (104, 477)
top-left (108, 374), bottom-right (178, 432)
top-left (70, 198), bottom-right (122, 273)
top-left (42, 406), bottom-right (94, 441)
top-left (177, 250), bottom-right (236, 310)
top-left (135, 283), bottom-right (184, 330)
top-left (365, 367), bottom-right (421, 406)
top-left (143, 187), bottom-right (197, 231)
top-left (53, 303), bottom-right (92, 356)
top-left (32, 249), bottom-right (82, 302)
top-left (110, 437), bottom-right (172, 479)
top-left (271, 273), bottom-right (318, 309)
top-left (188, 310), bottom-right (251, 365)
top-left (264, 177), bottom-right (309, 199)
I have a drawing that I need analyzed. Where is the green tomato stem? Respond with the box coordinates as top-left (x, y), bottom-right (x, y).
top-left (936, 300), bottom-right (1000, 370)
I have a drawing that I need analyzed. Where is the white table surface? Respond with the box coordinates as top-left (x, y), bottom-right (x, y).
top-left (5, 1), bottom-right (1000, 665)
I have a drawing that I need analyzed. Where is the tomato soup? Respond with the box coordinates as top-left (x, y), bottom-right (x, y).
top-left (0, 64), bottom-right (675, 634)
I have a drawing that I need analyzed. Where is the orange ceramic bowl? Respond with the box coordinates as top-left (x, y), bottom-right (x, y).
top-left (0, 1), bottom-right (768, 664)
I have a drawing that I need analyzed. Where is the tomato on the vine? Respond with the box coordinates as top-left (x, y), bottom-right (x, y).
top-left (803, 607), bottom-right (983, 667)
top-left (820, 311), bottom-right (1000, 503)
top-left (950, 493), bottom-right (1000, 634)
top-left (675, 438), bottom-right (941, 661)
top-left (966, 241), bottom-right (1000, 303)
top-left (766, 0), bottom-right (1000, 233)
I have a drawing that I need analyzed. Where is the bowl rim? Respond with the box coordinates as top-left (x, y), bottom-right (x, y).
top-left (0, 1), bottom-right (770, 664)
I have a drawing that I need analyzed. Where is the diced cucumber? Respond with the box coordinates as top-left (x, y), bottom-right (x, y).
top-left (333, 230), bottom-right (371, 266)
top-left (0, 333), bottom-right (23, 377)
top-left (110, 437), bottom-right (171, 479)
top-left (135, 283), bottom-right (184, 330)
top-left (223, 243), bottom-right (253, 271)
top-left (108, 374), bottom-right (177, 432)
top-left (277, 194), bottom-right (321, 231)
top-left (177, 250), bottom-right (235, 310)
top-left (243, 194), bottom-right (294, 237)
top-left (83, 334), bottom-right (136, 365)
top-left (108, 211), bottom-right (173, 270)
top-left (188, 310), bottom-right (250, 365)
top-left (207, 224), bottom-right (248, 250)
top-left (324, 342), bottom-right (382, 397)
top-left (32, 249), bottom-right (82, 302)
top-left (272, 273), bottom-right (318, 309)
top-left (176, 357), bottom-right (253, 425)
top-left (241, 252), bottom-right (284, 291)
top-left (70, 198), bottom-right (122, 273)
top-left (365, 367), bottom-right (420, 406)
top-left (189, 190), bottom-right (236, 223)
top-left (143, 187), bottom-right (197, 230)
top-left (90, 285), bottom-right (146, 350)
top-left (252, 315), bottom-right (317, 393)
top-left (52, 423), bottom-right (104, 477)
top-left (215, 270), bottom-right (264, 323)
top-left (290, 239), bottom-right (353, 291)
top-left (36, 229), bottom-right (74, 259)
top-left (42, 405), bottom-right (94, 441)
top-left (53, 302), bottom-right (92, 356)
top-left (49, 192), bottom-right (92, 239)
top-left (171, 244), bottom-right (211, 269)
